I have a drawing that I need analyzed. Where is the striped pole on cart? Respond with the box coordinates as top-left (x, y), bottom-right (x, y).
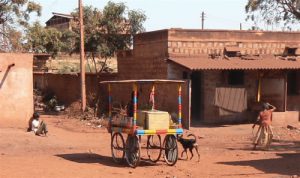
top-left (178, 84), bottom-right (182, 128)
top-left (133, 83), bottom-right (138, 132)
top-left (108, 84), bottom-right (112, 118)
top-left (108, 84), bottom-right (112, 132)
top-left (136, 129), bottom-right (183, 135)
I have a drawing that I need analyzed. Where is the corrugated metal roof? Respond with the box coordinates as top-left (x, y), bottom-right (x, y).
top-left (225, 46), bottom-right (240, 52)
top-left (168, 55), bottom-right (300, 70)
top-left (100, 79), bottom-right (185, 84)
top-left (52, 12), bottom-right (73, 19)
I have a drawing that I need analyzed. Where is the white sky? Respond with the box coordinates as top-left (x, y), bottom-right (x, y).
top-left (30, 0), bottom-right (298, 31)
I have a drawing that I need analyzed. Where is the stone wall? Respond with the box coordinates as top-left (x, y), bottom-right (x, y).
top-left (0, 53), bottom-right (33, 124)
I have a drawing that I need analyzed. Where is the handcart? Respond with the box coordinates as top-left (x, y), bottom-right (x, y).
top-left (100, 80), bottom-right (184, 168)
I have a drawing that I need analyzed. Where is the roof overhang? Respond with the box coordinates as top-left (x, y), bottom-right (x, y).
top-left (46, 12), bottom-right (73, 24)
top-left (100, 79), bottom-right (185, 84)
top-left (167, 55), bottom-right (300, 70)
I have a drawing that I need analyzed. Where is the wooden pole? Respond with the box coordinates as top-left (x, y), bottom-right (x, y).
top-left (108, 84), bottom-right (112, 133)
top-left (108, 84), bottom-right (112, 118)
top-left (79, 0), bottom-right (86, 112)
top-left (284, 72), bottom-right (287, 111)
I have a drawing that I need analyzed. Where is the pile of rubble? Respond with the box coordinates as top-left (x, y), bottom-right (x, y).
top-left (63, 101), bottom-right (107, 128)
top-left (34, 89), bottom-right (107, 128)
top-left (33, 89), bottom-right (65, 113)
top-left (33, 89), bottom-right (46, 112)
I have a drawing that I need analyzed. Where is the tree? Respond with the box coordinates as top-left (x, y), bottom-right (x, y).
top-left (26, 21), bottom-right (66, 57)
top-left (245, 0), bottom-right (300, 27)
top-left (0, 0), bottom-right (41, 51)
top-left (71, 1), bottom-right (146, 73)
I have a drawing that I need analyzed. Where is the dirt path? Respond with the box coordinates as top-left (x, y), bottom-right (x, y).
top-left (0, 115), bottom-right (299, 178)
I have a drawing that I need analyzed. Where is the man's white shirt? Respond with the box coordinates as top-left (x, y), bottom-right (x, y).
top-left (32, 119), bottom-right (40, 133)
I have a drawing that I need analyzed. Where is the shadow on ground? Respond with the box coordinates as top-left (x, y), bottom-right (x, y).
top-left (218, 152), bottom-right (300, 176)
top-left (226, 140), bottom-right (300, 152)
top-left (191, 120), bottom-right (254, 128)
top-left (56, 153), bottom-right (157, 168)
top-left (190, 121), bottom-right (230, 128)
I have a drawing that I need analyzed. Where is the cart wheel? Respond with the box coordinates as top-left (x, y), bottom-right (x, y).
top-left (147, 135), bottom-right (162, 163)
top-left (163, 135), bottom-right (178, 166)
top-left (111, 132), bottom-right (125, 164)
top-left (125, 135), bottom-right (141, 168)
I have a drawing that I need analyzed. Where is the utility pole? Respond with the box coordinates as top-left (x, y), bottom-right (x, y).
top-left (79, 0), bottom-right (86, 112)
top-left (201, 11), bottom-right (205, 30)
top-left (240, 23), bottom-right (242, 30)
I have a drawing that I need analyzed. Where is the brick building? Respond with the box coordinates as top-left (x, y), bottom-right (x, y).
top-left (45, 12), bottom-right (73, 31)
top-left (116, 29), bottom-right (300, 126)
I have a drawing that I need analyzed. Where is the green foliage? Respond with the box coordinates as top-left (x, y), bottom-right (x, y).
top-left (7, 28), bottom-right (23, 51)
top-left (245, 0), bottom-right (300, 27)
top-left (26, 22), bottom-right (74, 57)
top-left (70, 1), bottom-right (146, 73)
top-left (0, 0), bottom-right (41, 51)
top-left (25, 1), bottom-right (146, 74)
top-left (56, 61), bottom-right (79, 74)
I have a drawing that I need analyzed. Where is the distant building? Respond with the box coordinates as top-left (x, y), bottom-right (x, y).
top-left (45, 12), bottom-right (74, 31)
top-left (33, 53), bottom-right (51, 72)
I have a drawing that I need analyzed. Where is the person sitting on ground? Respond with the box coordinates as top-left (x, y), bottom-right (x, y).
top-left (252, 102), bottom-right (276, 150)
top-left (30, 112), bottom-right (48, 136)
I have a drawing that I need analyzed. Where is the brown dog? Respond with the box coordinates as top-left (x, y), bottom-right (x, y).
top-left (177, 134), bottom-right (200, 162)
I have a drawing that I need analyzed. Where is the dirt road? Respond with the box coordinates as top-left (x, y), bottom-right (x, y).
top-left (0, 115), bottom-right (299, 178)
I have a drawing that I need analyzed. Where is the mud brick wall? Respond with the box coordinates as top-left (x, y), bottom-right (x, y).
top-left (287, 71), bottom-right (300, 111)
top-left (167, 29), bottom-right (300, 56)
top-left (33, 73), bottom-right (117, 106)
top-left (118, 30), bottom-right (170, 80)
top-left (200, 70), bottom-right (259, 123)
top-left (133, 30), bottom-right (169, 58)
top-left (118, 57), bottom-right (168, 79)
top-left (0, 53), bottom-right (33, 123)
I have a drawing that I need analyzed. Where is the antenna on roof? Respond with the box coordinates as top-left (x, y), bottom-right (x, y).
top-left (201, 11), bottom-right (206, 30)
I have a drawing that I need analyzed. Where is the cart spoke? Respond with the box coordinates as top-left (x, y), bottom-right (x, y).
top-left (111, 132), bottom-right (125, 164)
top-left (125, 135), bottom-right (141, 168)
top-left (147, 135), bottom-right (162, 163)
top-left (163, 135), bottom-right (178, 166)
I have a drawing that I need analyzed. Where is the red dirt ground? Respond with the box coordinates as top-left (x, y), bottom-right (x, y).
top-left (0, 115), bottom-right (299, 178)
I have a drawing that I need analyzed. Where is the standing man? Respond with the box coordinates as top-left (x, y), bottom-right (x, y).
top-left (253, 102), bottom-right (276, 150)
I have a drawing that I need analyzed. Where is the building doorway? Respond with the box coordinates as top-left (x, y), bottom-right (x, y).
top-left (191, 71), bottom-right (203, 123)
top-left (260, 78), bottom-right (285, 111)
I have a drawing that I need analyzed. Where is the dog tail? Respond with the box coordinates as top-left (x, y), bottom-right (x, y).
top-left (187, 134), bottom-right (197, 142)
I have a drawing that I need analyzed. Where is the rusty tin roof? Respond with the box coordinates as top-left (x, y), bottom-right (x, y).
top-left (168, 55), bottom-right (300, 70)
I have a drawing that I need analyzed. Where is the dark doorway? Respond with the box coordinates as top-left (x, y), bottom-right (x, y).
top-left (191, 71), bottom-right (202, 122)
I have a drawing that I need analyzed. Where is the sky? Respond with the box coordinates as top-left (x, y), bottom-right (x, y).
top-left (30, 0), bottom-right (269, 31)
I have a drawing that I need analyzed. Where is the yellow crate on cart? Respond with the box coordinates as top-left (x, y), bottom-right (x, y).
top-left (137, 110), bottom-right (170, 130)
